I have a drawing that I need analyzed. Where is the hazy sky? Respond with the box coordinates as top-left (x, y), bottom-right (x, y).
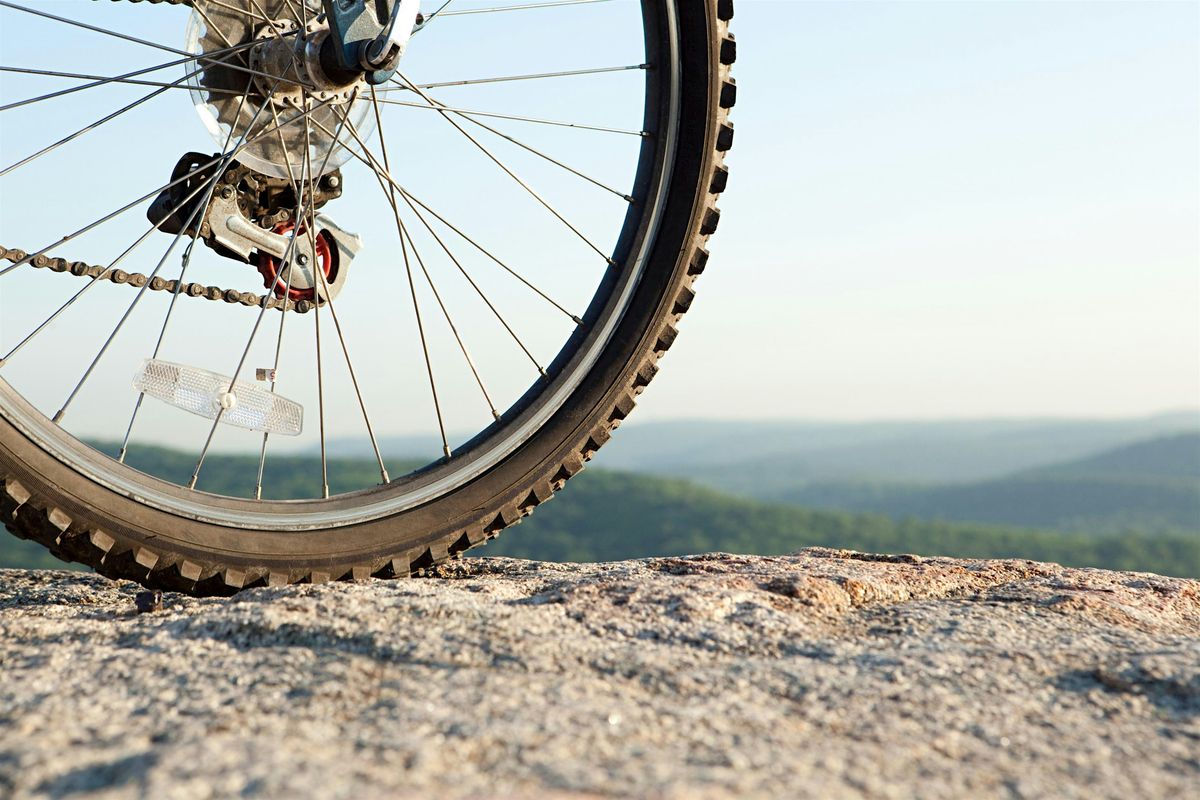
top-left (1, 0), bottom-right (1198, 455)
top-left (640, 0), bottom-right (1200, 422)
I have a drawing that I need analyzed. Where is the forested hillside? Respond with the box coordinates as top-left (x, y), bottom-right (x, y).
top-left (1030, 433), bottom-right (1200, 479)
top-left (328, 412), bottom-right (1200, 486)
top-left (481, 470), bottom-right (1198, 577)
top-left (762, 434), bottom-right (1200, 535)
top-left (2, 446), bottom-right (1193, 578)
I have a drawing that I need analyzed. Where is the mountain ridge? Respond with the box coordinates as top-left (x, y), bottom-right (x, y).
top-left (758, 433), bottom-right (1200, 535)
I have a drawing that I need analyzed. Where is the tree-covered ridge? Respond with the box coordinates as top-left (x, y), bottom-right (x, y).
top-left (1030, 432), bottom-right (1200, 480)
top-left (482, 470), bottom-right (1199, 577)
top-left (93, 442), bottom-right (424, 500)
top-left (756, 434), bottom-right (1200, 535)
top-left (1, 445), bottom-right (1194, 578)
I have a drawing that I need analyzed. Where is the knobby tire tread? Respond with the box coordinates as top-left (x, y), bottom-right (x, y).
top-left (0, 0), bottom-right (737, 594)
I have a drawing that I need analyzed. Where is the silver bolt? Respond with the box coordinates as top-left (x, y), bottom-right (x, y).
top-left (326, 175), bottom-right (341, 189)
top-left (297, 254), bottom-right (309, 265)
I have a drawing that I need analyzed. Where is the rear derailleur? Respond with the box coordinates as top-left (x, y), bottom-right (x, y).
top-left (148, 153), bottom-right (360, 305)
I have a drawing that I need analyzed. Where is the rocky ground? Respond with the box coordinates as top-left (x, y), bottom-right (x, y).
top-left (0, 549), bottom-right (1197, 799)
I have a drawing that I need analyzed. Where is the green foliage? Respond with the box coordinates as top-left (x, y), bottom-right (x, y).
top-left (1032, 433), bottom-right (1200, 479)
top-left (483, 470), bottom-right (1200, 578)
top-left (0, 536), bottom-right (87, 572)
top-left (0, 445), bottom-right (1194, 578)
top-left (756, 434), bottom-right (1200, 535)
top-left (596, 413), bottom-right (1200, 489)
top-left (93, 441), bottom-right (424, 500)
top-left (772, 474), bottom-right (1200, 536)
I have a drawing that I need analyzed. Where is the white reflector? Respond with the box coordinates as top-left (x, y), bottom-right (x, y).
top-left (133, 359), bottom-right (303, 436)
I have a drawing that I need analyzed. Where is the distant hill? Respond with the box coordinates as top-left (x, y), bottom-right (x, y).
top-left (762, 434), bottom-right (1200, 535)
top-left (1, 446), bottom-right (1195, 578)
top-left (1029, 432), bottom-right (1200, 480)
top-left (322, 412), bottom-right (1200, 490)
top-left (482, 470), bottom-right (1198, 577)
top-left (84, 442), bottom-right (423, 500)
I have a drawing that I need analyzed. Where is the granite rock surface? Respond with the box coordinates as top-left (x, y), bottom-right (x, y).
top-left (0, 548), bottom-right (1197, 798)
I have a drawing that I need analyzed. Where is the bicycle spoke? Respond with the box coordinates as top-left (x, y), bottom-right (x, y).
top-left (0, 56), bottom-right (250, 179)
top-left (0, 96), bottom-right (339, 279)
top-left (397, 186), bottom-right (584, 323)
top-left (0, 0), bottom-right (677, 511)
top-left (2, 87), bottom-right (167, 179)
top-left (338, 110), bottom-right (548, 376)
top-left (300, 92), bottom-right (389, 487)
top-left (434, 0), bottom-right (613, 18)
top-left (297, 100), bottom-right (331, 497)
top-left (0, 0), bottom-right (196, 58)
top-left (246, 34), bottom-right (323, 491)
top-left (53, 173), bottom-right (233, 423)
top-left (0, 66), bottom-right (246, 97)
top-left (54, 180), bottom-right (222, 424)
top-left (303, 108), bottom-right (582, 322)
top-left (0, 39), bottom-right (264, 113)
top-left (0, 166), bottom-right (230, 368)
top-left (367, 90), bottom-right (498, 419)
top-left (0, 1), bottom-right (306, 87)
top-left (428, 97), bottom-right (633, 200)
top-left (254, 115), bottom-right (309, 497)
top-left (392, 70), bottom-right (615, 264)
top-left (116, 83), bottom-right (269, 458)
top-left (187, 92), bottom-right (352, 491)
top-left (312, 269), bottom-right (330, 496)
top-left (3, 81), bottom-right (269, 384)
top-left (412, 0), bottom-right (454, 32)
top-left (193, 2), bottom-right (239, 49)
top-left (344, 101), bottom-right (451, 458)
top-left (363, 95), bottom-right (646, 137)
top-left (379, 63), bottom-right (647, 92)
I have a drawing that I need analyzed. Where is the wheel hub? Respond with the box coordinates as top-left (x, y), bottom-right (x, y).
top-left (248, 18), bottom-right (364, 108)
top-left (184, 3), bottom-right (377, 179)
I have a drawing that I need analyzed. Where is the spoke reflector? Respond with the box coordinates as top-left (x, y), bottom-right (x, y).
top-left (133, 359), bottom-right (303, 435)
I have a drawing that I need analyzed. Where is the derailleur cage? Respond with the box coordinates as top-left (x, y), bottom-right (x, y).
top-left (148, 153), bottom-right (359, 304)
top-left (148, 152), bottom-right (344, 261)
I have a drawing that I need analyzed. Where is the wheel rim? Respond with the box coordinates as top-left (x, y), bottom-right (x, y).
top-left (0, 0), bottom-right (681, 529)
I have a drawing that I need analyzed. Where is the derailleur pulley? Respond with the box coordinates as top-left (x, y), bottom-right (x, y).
top-left (148, 153), bottom-right (359, 303)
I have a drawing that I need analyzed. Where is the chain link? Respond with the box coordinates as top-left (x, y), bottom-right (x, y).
top-left (23, 1), bottom-right (334, 313)
top-left (0, 245), bottom-right (319, 314)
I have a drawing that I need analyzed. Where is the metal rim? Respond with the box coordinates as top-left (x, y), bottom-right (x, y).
top-left (0, 0), bottom-right (681, 531)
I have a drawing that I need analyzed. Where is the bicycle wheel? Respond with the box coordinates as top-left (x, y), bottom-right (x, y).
top-left (0, 0), bottom-right (736, 594)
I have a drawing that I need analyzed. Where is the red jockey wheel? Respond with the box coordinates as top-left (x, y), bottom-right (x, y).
top-left (255, 222), bottom-right (337, 302)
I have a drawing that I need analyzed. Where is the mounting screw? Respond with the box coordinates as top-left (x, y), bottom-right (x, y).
top-left (297, 254), bottom-right (309, 265)
top-left (221, 186), bottom-right (235, 199)
top-left (326, 175), bottom-right (341, 189)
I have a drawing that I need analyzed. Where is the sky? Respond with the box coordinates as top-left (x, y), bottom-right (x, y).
top-left (648, 0), bottom-right (1200, 422)
top-left (0, 0), bottom-right (1198, 457)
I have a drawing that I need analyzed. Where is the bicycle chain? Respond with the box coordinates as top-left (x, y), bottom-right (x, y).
top-left (36, 0), bottom-right (318, 311)
top-left (0, 245), bottom-right (318, 314)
